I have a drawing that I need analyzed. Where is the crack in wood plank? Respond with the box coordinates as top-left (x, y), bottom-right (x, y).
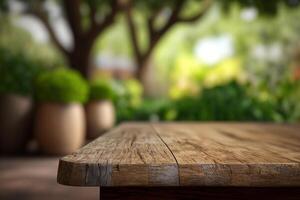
top-left (151, 124), bottom-right (181, 185)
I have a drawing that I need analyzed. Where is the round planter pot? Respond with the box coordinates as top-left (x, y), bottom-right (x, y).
top-left (35, 103), bottom-right (85, 155)
top-left (0, 94), bottom-right (33, 154)
top-left (86, 100), bottom-right (115, 139)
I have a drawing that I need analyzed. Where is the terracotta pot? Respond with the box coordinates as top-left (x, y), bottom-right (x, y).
top-left (35, 103), bottom-right (85, 155)
top-left (86, 100), bottom-right (115, 139)
top-left (0, 94), bottom-right (33, 154)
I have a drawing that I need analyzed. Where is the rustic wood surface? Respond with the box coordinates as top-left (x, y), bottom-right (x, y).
top-left (57, 122), bottom-right (300, 187)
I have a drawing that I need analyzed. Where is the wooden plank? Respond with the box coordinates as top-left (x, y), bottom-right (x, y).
top-left (152, 123), bottom-right (300, 186)
top-left (100, 186), bottom-right (300, 200)
top-left (57, 123), bottom-right (178, 186)
top-left (57, 122), bottom-right (300, 187)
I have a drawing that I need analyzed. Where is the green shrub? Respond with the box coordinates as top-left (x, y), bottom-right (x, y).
top-left (0, 48), bottom-right (42, 96)
top-left (0, 18), bottom-right (64, 69)
top-left (116, 81), bottom-right (282, 122)
top-left (35, 68), bottom-right (88, 103)
top-left (122, 79), bottom-right (143, 107)
top-left (0, 19), bottom-right (63, 96)
top-left (114, 79), bottom-right (144, 121)
top-left (117, 98), bottom-right (174, 122)
top-left (89, 79), bottom-right (115, 101)
top-left (173, 81), bottom-right (279, 121)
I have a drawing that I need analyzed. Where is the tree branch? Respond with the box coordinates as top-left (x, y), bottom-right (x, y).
top-left (89, 4), bottom-right (97, 28)
top-left (144, 0), bottom-right (212, 58)
top-left (159, 1), bottom-right (185, 34)
top-left (177, 0), bottom-right (212, 22)
top-left (146, 10), bottom-right (161, 41)
top-left (143, 1), bottom-right (185, 58)
top-left (62, 0), bottom-right (82, 38)
top-left (147, 16), bottom-right (155, 41)
top-left (26, 9), bottom-right (69, 56)
top-left (125, 3), bottom-right (143, 66)
top-left (125, 0), bottom-right (212, 77)
top-left (127, 1), bottom-right (186, 70)
top-left (88, 0), bottom-right (119, 39)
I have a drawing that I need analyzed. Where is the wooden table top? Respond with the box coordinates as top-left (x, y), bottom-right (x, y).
top-left (57, 122), bottom-right (300, 187)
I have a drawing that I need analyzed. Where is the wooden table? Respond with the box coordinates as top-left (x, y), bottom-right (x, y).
top-left (57, 123), bottom-right (300, 199)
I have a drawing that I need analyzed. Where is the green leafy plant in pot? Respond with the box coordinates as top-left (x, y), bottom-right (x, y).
top-left (34, 68), bottom-right (88, 155)
top-left (0, 48), bottom-right (41, 154)
top-left (86, 79), bottom-right (116, 139)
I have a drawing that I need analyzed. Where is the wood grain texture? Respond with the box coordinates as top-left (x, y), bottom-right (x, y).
top-left (57, 123), bottom-right (178, 186)
top-left (153, 123), bottom-right (300, 186)
top-left (57, 122), bottom-right (300, 186)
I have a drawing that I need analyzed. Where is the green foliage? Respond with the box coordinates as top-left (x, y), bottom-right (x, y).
top-left (272, 79), bottom-right (300, 122)
top-left (0, 18), bottom-right (63, 66)
top-left (114, 79), bottom-right (144, 121)
top-left (132, 0), bottom-right (180, 12)
top-left (122, 79), bottom-right (143, 107)
top-left (115, 99), bottom-right (168, 122)
top-left (89, 79), bottom-right (115, 101)
top-left (117, 81), bottom-right (284, 122)
top-left (219, 0), bottom-right (300, 15)
top-left (0, 18), bottom-right (63, 96)
top-left (35, 68), bottom-right (88, 103)
top-left (173, 81), bottom-right (278, 121)
top-left (0, 48), bottom-right (43, 96)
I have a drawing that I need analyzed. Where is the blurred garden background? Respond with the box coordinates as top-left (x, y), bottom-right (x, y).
top-left (0, 0), bottom-right (300, 199)
top-left (0, 0), bottom-right (300, 153)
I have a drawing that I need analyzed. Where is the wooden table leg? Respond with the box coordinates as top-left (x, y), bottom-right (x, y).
top-left (100, 186), bottom-right (300, 200)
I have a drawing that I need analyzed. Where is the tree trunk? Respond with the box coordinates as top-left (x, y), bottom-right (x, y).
top-left (69, 49), bottom-right (91, 78)
top-left (136, 56), bottom-right (160, 97)
top-left (68, 37), bottom-right (95, 79)
top-left (136, 60), bottom-right (148, 82)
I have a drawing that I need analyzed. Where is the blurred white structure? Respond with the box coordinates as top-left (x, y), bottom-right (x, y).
top-left (194, 35), bottom-right (234, 65)
top-left (240, 8), bottom-right (257, 22)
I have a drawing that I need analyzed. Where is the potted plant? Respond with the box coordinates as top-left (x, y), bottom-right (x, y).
top-left (34, 68), bottom-right (88, 155)
top-left (0, 49), bottom-right (40, 154)
top-left (86, 79), bottom-right (116, 139)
